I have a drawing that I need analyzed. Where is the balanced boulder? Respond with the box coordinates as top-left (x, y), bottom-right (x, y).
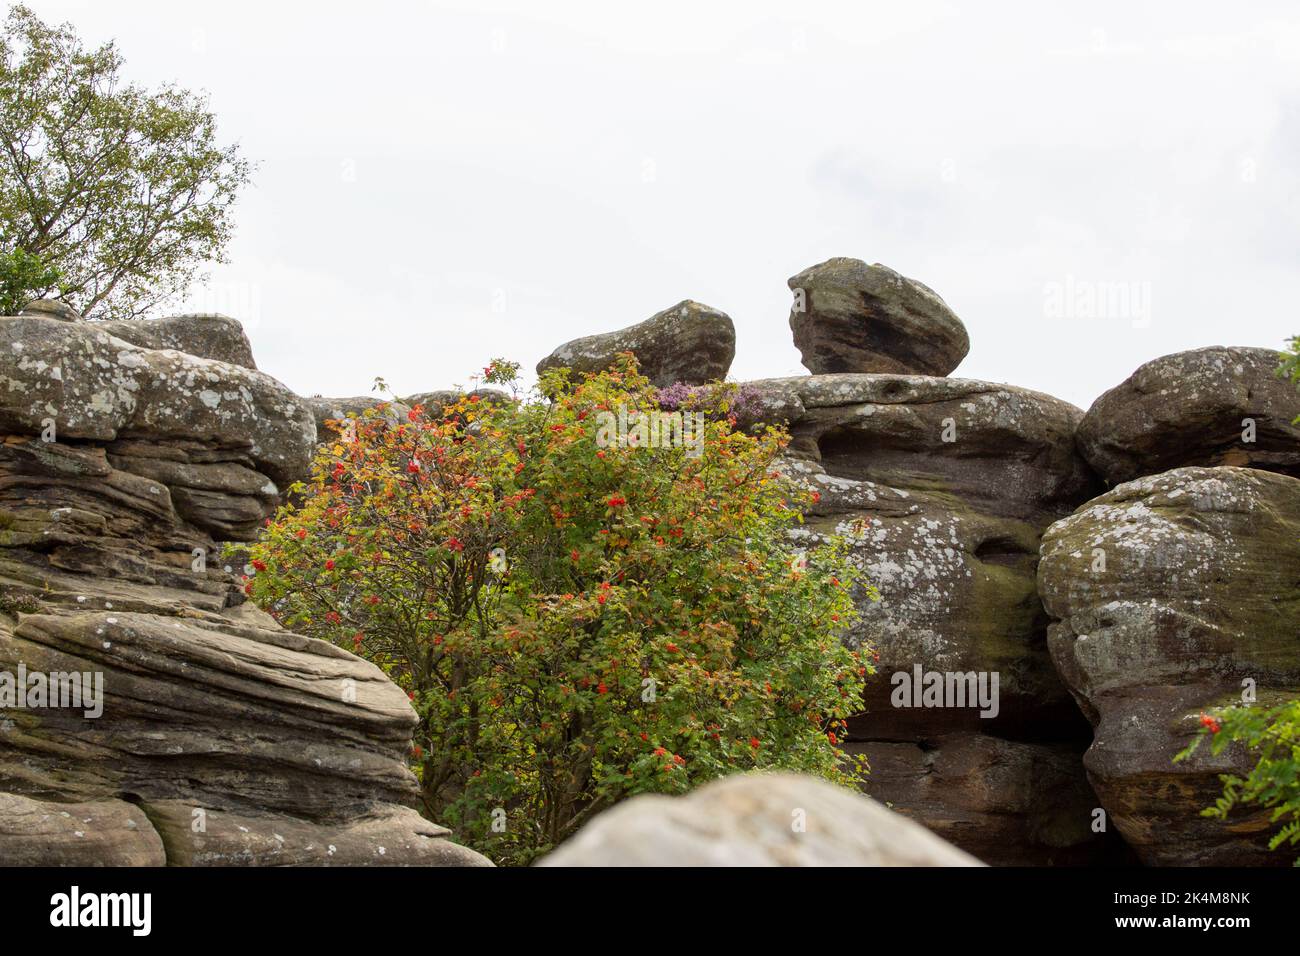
top-left (536, 300), bottom-right (735, 388)
top-left (787, 258), bottom-right (969, 376)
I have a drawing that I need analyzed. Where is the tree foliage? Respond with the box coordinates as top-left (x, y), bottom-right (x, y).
top-left (241, 357), bottom-right (876, 864)
top-left (1177, 700), bottom-right (1300, 865)
top-left (0, 245), bottom-right (59, 314)
top-left (0, 5), bottom-right (251, 319)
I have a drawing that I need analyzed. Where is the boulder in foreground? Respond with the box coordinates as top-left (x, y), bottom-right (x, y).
top-left (538, 772), bottom-right (983, 866)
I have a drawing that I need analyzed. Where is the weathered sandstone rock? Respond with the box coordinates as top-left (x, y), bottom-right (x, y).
top-left (847, 733), bottom-right (1131, 866)
top-left (0, 315), bottom-right (488, 866)
top-left (787, 259), bottom-right (969, 376)
top-left (747, 373), bottom-right (1113, 864)
top-left (20, 299), bottom-right (81, 322)
top-left (538, 772), bottom-right (983, 866)
top-left (0, 316), bottom-right (313, 484)
top-left (1077, 346), bottom-right (1300, 485)
top-left (97, 314), bottom-right (258, 369)
top-left (537, 300), bottom-right (735, 388)
top-left (753, 374), bottom-right (1099, 736)
top-left (0, 792), bottom-right (165, 866)
top-left (1039, 466), bottom-right (1300, 865)
top-left (144, 801), bottom-right (492, 866)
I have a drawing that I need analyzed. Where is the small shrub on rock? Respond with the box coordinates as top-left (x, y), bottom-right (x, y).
top-left (0, 589), bottom-right (41, 614)
top-left (242, 356), bottom-right (873, 864)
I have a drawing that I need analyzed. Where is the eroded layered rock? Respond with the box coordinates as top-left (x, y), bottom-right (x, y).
top-left (537, 300), bottom-right (735, 388)
top-left (787, 259), bottom-right (969, 376)
top-left (1038, 466), bottom-right (1300, 865)
top-left (755, 374), bottom-right (1099, 734)
top-left (0, 316), bottom-right (312, 483)
top-left (539, 772), bottom-right (982, 866)
top-left (1077, 346), bottom-right (1300, 485)
top-left (0, 315), bottom-right (488, 866)
top-left (748, 373), bottom-right (1114, 863)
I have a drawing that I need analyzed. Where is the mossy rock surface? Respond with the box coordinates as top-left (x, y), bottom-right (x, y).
top-left (1039, 466), bottom-right (1300, 865)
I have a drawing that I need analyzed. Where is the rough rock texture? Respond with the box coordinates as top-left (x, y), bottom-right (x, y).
top-left (846, 734), bottom-right (1132, 865)
top-left (788, 259), bottom-right (970, 376)
top-left (0, 316), bottom-right (311, 484)
top-left (539, 772), bottom-right (983, 866)
top-left (146, 801), bottom-right (490, 866)
top-left (97, 314), bottom-right (258, 369)
top-left (0, 792), bottom-right (165, 866)
top-left (537, 300), bottom-right (735, 388)
top-left (20, 299), bottom-right (81, 322)
top-left (1039, 466), bottom-right (1300, 865)
top-left (747, 373), bottom-right (1118, 864)
top-left (1077, 347), bottom-right (1300, 485)
top-left (0, 315), bottom-right (489, 866)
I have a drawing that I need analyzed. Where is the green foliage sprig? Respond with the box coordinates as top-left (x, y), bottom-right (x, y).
top-left (1177, 700), bottom-right (1300, 865)
top-left (0, 246), bottom-right (59, 314)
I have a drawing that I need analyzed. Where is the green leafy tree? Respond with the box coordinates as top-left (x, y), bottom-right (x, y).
top-left (1177, 701), bottom-right (1300, 865)
top-left (0, 245), bottom-right (59, 313)
top-left (242, 357), bottom-right (876, 864)
top-left (0, 5), bottom-right (251, 319)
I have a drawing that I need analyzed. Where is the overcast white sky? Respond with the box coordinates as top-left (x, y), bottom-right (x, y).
top-left (26, 0), bottom-right (1300, 409)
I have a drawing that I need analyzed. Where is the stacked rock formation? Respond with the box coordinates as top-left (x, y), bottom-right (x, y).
top-left (1039, 347), bottom-right (1300, 866)
top-left (533, 260), bottom-right (1297, 868)
top-left (741, 374), bottom-right (1114, 864)
top-left (727, 261), bottom-right (1116, 864)
top-left (0, 308), bottom-right (488, 866)
top-left (7, 261), bottom-right (1294, 869)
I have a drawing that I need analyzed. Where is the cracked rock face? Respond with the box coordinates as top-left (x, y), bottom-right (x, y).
top-left (787, 259), bottom-right (970, 376)
top-left (1077, 346), bottom-right (1300, 485)
top-left (0, 315), bottom-right (489, 866)
top-left (748, 373), bottom-right (1117, 864)
top-left (539, 772), bottom-right (983, 866)
top-left (536, 300), bottom-right (735, 388)
top-left (1038, 466), bottom-right (1300, 865)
